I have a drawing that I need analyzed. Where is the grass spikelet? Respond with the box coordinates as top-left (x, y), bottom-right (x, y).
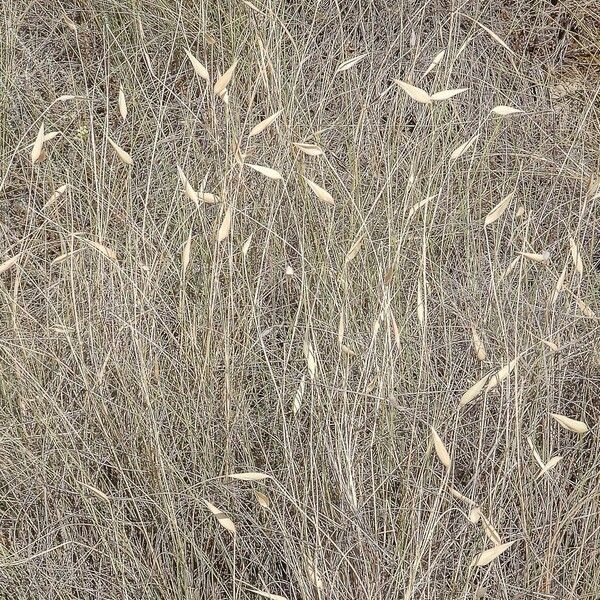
top-left (471, 18), bottom-right (515, 55)
top-left (491, 105), bottom-right (523, 116)
top-left (214, 60), bottom-right (237, 96)
top-left (527, 436), bottom-right (545, 468)
top-left (344, 235), bottom-right (364, 265)
top-left (569, 236), bottom-right (583, 274)
top-left (336, 53), bottom-right (368, 73)
top-left (255, 491), bottom-right (269, 508)
top-left (459, 374), bottom-right (490, 406)
top-left (242, 233), bottom-right (253, 257)
top-left (393, 79), bottom-right (432, 104)
top-left (430, 88), bottom-right (467, 101)
top-left (181, 230), bottom-right (192, 278)
top-left (304, 559), bottom-right (324, 589)
top-left (449, 487), bottom-right (477, 505)
top-left (31, 123), bottom-right (45, 164)
top-left (185, 49), bottom-right (210, 81)
top-left (118, 84), bottom-right (127, 120)
top-left (246, 163), bottom-right (283, 180)
top-left (517, 251), bottom-right (550, 265)
top-left (249, 109), bottom-right (283, 137)
top-left (430, 426), bottom-right (451, 469)
top-left (43, 131), bottom-right (60, 142)
top-left (575, 297), bottom-right (596, 318)
top-left (203, 500), bottom-right (236, 533)
top-left (501, 256), bottom-right (521, 280)
top-left (423, 50), bottom-right (445, 75)
top-left (293, 142), bottom-right (324, 156)
top-left (228, 472), bottom-right (271, 481)
top-left (537, 456), bottom-right (562, 478)
top-left (107, 137), bottom-right (133, 165)
top-left (341, 344), bottom-right (356, 357)
top-left (480, 514), bottom-right (502, 545)
top-left (450, 134), bottom-right (479, 161)
top-left (248, 588), bottom-right (287, 600)
top-left (78, 480), bottom-right (110, 502)
top-left (540, 339), bottom-right (559, 352)
top-left (416, 280), bottom-right (425, 324)
top-left (471, 541), bottom-right (515, 567)
top-left (552, 264), bottom-right (567, 304)
top-left (177, 166), bottom-right (199, 205)
top-left (200, 192), bottom-right (218, 204)
top-left (304, 341), bottom-right (317, 380)
top-left (551, 413), bottom-right (589, 434)
top-left (217, 207), bottom-right (232, 242)
top-left (86, 240), bottom-right (117, 261)
top-left (44, 184), bottom-right (68, 208)
top-left (293, 375), bottom-right (305, 414)
top-left (304, 177), bottom-right (334, 204)
top-left (468, 506), bottom-right (482, 523)
top-left (486, 357), bottom-right (518, 392)
top-left (408, 195), bottom-right (434, 218)
top-left (484, 191), bottom-right (515, 226)
top-left (471, 324), bottom-right (486, 361)
top-left (0, 253), bottom-right (21, 274)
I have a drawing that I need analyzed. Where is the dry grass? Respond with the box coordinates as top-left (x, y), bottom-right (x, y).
top-left (1, 1), bottom-right (599, 598)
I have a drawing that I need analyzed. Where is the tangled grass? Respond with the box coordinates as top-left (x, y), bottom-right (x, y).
top-left (1, 1), bottom-right (599, 598)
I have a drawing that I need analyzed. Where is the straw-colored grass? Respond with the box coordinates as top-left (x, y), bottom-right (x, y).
top-left (1, 1), bottom-right (599, 598)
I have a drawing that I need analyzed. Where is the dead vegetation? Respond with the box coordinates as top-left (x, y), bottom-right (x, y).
top-left (0, 1), bottom-right (599, 598)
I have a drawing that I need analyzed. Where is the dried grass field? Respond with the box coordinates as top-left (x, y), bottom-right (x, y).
top-left (1, 1), bottom-right (599, 598)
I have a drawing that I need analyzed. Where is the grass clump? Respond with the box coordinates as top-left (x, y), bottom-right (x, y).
top-left (1, 1), bottom-right (599, 598)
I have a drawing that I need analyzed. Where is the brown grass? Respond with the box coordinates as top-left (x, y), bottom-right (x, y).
top-left (1, 1), bottom-right (599, 598)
